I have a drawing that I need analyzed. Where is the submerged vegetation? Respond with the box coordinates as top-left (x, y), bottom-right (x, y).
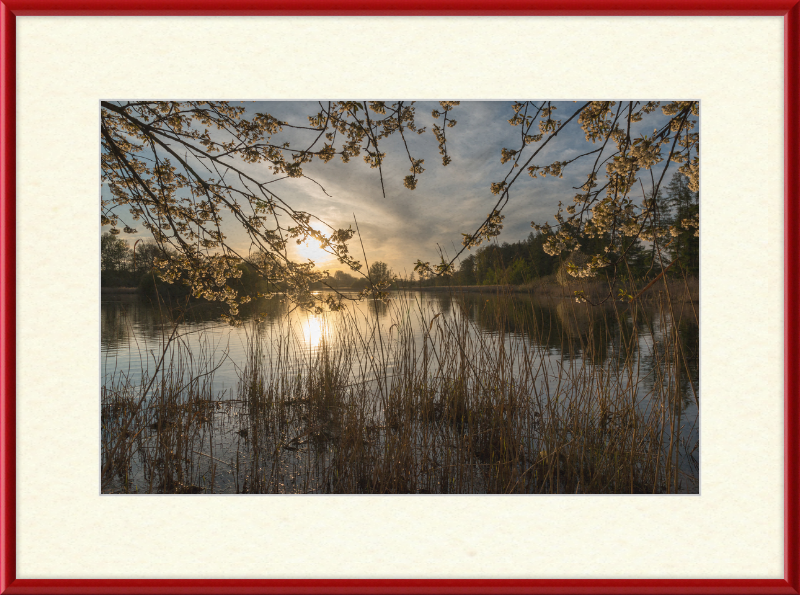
top-left (102, 284), bottom-right (698, 495)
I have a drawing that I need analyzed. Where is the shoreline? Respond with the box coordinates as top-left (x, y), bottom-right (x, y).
top-left (394, 284), bottom-right (527, 293)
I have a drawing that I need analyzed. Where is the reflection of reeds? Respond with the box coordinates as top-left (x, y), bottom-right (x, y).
top-left (101, 328), bottom-right (229, 494)
top-left (102, 290), bottom-right (698, 494)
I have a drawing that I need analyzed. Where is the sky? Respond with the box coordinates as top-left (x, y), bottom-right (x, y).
top-left (103, 100), bottom-right (676, 277)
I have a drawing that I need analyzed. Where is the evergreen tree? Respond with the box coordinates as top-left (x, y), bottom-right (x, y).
top-left (663, 172), bottom-right (700, 276)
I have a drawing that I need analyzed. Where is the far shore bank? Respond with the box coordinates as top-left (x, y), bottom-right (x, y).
top-left (395, 284), bottom-right (527, 293)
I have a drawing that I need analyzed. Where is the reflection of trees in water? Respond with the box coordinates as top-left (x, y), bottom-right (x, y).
top-left (654, 300), bottom-right (699, 410)
top-left (455, 293), bottom-right (625, 364)
top-left (675, 302), bottom-right (699, 401)
top-left (101, 299), bottom-right (135, 347)
top-left (101, 296), bottom-right (170, 347)
top-left (450, 292), bottom-right (698, 410)
top-left (627, 298), bottom-right (698, 426)
top-left (554, 300), bottom-right (611, 363)
top-left (367, 297), bottom-right (390, 319)
top-left (103, 295), bottom-right (295, 344)
top-left (432, 292), bottom-right (453, 316)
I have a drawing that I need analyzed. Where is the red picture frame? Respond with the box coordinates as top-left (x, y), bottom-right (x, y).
top-left (1, 3), bottom-right (798, 594)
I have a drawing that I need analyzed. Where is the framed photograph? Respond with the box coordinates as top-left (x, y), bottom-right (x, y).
top-left (1, 2), bottom-right (797, 593)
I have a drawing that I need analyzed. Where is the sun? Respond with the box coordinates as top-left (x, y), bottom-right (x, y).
top-left (295, 238), bottom-right (330, 264)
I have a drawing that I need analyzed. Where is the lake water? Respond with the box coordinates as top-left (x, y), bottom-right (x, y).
top-left (101, 288), bottom-right (699, 494)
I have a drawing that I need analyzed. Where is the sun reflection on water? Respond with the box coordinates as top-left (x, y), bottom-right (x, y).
top-left (301, 314), bottom-right (329, 351)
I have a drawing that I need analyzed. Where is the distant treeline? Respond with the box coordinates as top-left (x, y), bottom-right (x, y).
top-left (100, 234), bottom-right (397, 297)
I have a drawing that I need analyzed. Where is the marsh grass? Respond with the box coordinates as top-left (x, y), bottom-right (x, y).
top-left (102, 287), bottom-right (698, 494)
top-left (521, 273), bottom-right (699, 305)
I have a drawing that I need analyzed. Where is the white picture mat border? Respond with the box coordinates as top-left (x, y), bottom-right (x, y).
top-left (14, 16), bottom-right (784, 579)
